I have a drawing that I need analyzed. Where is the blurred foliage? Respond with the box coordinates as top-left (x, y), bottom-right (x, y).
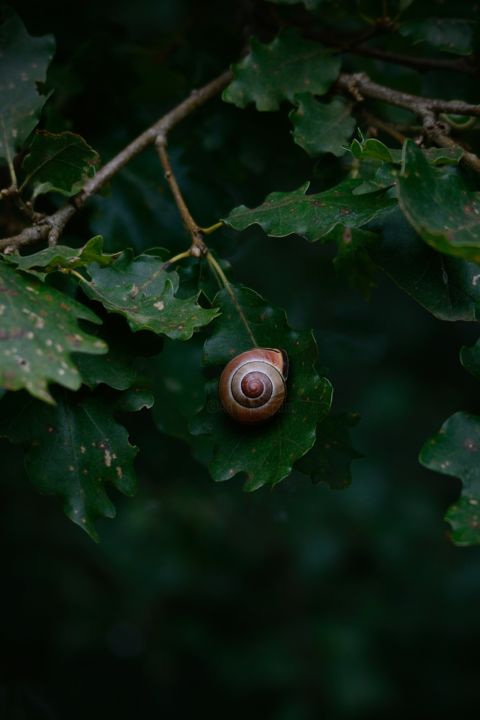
top-left (2, 0), bottom-right (480, 717)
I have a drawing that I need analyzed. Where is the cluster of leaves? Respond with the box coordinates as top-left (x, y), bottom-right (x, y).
top-left (220, 10), bottom-right (480, 546)
top-left (1, 0), bottom-right (480, 545)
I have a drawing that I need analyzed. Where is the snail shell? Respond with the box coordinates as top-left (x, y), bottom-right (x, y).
top-left (219, 348), bottom-right (288, 424)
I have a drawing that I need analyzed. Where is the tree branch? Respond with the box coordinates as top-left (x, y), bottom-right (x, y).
top-left (419, 110), bottom-right (480, 173)
top-left (337, 72), bottom-right (480, 117)
top-left (0, 70), bottom-right (232, 253)
top-left (338, 72), bottom-right (480, 172)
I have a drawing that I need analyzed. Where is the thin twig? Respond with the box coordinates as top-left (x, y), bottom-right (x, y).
top-left (154, 130), bottom-right (258, 346)
top-left (0, 70), bottom-right (232, 253)
top-left (161, 249), bottom-right (193, 270)
top-left (155, 135), bottom-right (206, 256)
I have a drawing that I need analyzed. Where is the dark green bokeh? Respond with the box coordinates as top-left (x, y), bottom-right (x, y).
top-left (2, 0), bottom-right (480, 717)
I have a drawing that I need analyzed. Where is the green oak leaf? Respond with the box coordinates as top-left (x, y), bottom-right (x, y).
top-left (400, 18), bottom-right (474, 56)
top-left (5, 236), bottom-right (118, 278)
top-left (420, 412), bottom-right (480, 546)
top-left (0, 260), bottom-right (106, 403)
top-left (351, 142), bottom-right (462, 196)
top-left (0, 390), bottom-right (138, 541)
top-left (398, 141), bottom-right (480, 262)
top-left (224, 179), bottom-right (396, 242)
top-left (223, 29), bottom-right (340, 111)
top-left (0, 8), bottom-right (55, 169)
top-left (191, 286), bottom-right (333, 490)
top-left (371, 210), bottom-right (480, 321)
top-left (82, 251), bottom-right (220, 341)
top-left (290, 95), bottom-right (355, 157)
top-left (20, 130), bottom-right (99, 198)
top-left (350, 137), bottom-right (395, 163)
top-left (297, 413), bottom-right (361, 489)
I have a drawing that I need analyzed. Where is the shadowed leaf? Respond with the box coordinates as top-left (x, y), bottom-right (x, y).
top-left (224, 180), bottom-right (395, 242)
top-left (0, 8), bottom-right (54, 168)
top-left (20, 130), bottom-right (99, 198)
top-left (420, 412), bottom-right (480, 546)
top-left (223, 29), bottom-right (340, 111)
top-left (0, 259), bottom-right (106, 403)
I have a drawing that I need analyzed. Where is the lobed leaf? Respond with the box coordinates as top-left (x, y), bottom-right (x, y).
top-left (20, 130), bottom-right (99, 198)
top-left (82, 251), bottom-right (220, 341)
top-left (5, 236), bottom-right (118, 278)
top-left (420, 412), bottom-right (480, 546)
top-left (370, 210), bottom-right (480, 321)
top-left (290, 95), bottom-right (355, 157)
top-left (223, 29), bottom-right (340, 111)
top-left (224, 180), bottom-right (396, 242)
top-left (0, 8), bottom-right (55, 168)
top-left (0, 390), bottom-right (138, 541)
top-left (351, 138), bottom-right (462, 167)
top-left (0, 260), bottom-right (106, 403)
top-left (398, 140), bottom-right (480, 262)
top-left (191, 286), bottom-right (333, 490)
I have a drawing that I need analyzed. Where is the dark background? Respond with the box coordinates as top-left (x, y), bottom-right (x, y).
top-left (2, 0), bottom-right (480, 717)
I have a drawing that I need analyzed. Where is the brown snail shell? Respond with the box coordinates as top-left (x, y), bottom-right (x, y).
top-left (219, 348), bottom-right (288, 424)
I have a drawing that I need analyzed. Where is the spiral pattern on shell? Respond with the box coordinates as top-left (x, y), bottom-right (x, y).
top-left (219, 348), bottom-right (288, 424)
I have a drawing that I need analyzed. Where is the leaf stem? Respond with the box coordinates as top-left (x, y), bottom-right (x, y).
top-left (200, 221), bottom-right (224, 235)
top-left (163, 249), bottom-right (194, 268)
top-left (206, 252), bottom-right (258, 348)
top-left (62, 268), bottom-right (89, 284)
